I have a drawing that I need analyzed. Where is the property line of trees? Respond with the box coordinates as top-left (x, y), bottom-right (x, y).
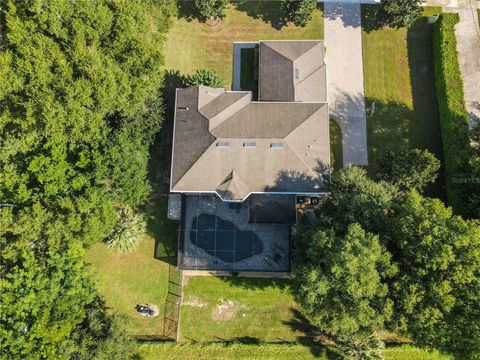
top-left (433, 13), bottom-right (480, 218)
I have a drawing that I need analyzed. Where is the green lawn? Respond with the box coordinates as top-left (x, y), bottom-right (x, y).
top-left (179, 276), bottom-right (308, 343)
top-left (361, 6), bottom-right (444, 196)
top-left (330, 119), bottom-right (343, 172)
top-left (85, 197), bottom-right (178, 336)
top-left (139, 343), bottom-right (332, 360)
top-left (165, 2), bottom-right (324, 87)
top-left (139, 343), bottom-right (451, 360)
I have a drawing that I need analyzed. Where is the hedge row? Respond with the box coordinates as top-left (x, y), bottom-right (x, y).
top-left (432, 13), bottom-right (473, 216)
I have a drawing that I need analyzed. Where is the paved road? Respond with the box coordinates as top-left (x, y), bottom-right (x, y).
top-left (324, 2), bottom-right (368, 166)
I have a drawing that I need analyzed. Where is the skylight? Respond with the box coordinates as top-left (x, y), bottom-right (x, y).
top-left (243, 141), bottom-right (256, 148)
top-left (216, 141), bottom-right (229, 147)
top-left (270, 142), bottom-right (284, 148)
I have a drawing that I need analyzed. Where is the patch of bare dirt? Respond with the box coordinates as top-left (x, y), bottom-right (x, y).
top-left (211, 299), bottom-right (245, 322)
top-left (183, 296), bottom-right (207, 308)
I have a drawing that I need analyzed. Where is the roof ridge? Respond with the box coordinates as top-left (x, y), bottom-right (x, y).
top-left (262, 44), bottom-right (295, 63)
top-left (283, 143), bottom-right (319, 179)
top-left (294, 63), bottom-right (325, 89)
top-left (280, 103), bottom-right (326, 139)
top-left (170, 112), bottom-right (215, 189)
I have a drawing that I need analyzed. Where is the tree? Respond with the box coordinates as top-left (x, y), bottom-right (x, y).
top-left (387, 190), bottom-right (480, 357)
top-left (107, 206), bottom-right (145, 252)
top-left (0, 205), bottom-right (100, 359)
top-left (327, 166), bottom-right (398, 234)
top-left (281, 0), bottom-right (317, 27)
top-left (0, 0), bottom-right (176, 357)
top-left (294, 224), bottom-right (397, 356)
top-left (375, 148), bottom-right (441, 192)
top-left (61, 298), bottom-right (138, 360)
top-left (184, 69), bottom-right (224, 88)
top-left (377, 0), bottom-right (421, 28)
top-left (195, 0), bottom-right (229, 23)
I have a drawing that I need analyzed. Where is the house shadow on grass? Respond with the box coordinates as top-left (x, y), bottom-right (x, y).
top-left (145, 70), bottom-right (185, 265)
top-left (148, 70), bottom-right (185, 192)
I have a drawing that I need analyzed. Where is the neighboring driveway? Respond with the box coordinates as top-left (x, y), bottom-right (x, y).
top-left (324, 2), bottom-right (369, 166)
top-left (455, 6), bottom-right (480, 126)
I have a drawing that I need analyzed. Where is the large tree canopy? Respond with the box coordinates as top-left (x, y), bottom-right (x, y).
top-left (387, 190), bottom-right (480, 356)
top-left (0, 0), bottom-right (176, 358)
top-left (295, 224), bottom-right (397, 343)
top-left (297, 166), bottom-right (480, 358)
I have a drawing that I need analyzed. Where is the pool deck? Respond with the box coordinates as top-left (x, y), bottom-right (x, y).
top-left (178, 195), bottom-right (291, 272)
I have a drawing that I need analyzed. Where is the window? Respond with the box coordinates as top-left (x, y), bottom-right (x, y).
top-left (216, 141), bottom-right (229, 147)
top-left (243, 141), bottom-right (256, 148)
top-left (270, 142), bottom-right (284, 148)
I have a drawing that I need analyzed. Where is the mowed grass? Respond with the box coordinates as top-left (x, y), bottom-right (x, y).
top-left (139, 343), bottom-right (330, 360)
top-left (165, 2), bottom-right (324, 87)
top-left (139, 343), bottom-right (451, 360)
top-left (361, 6), bottom-right (444, 196)
top-left (330, 119), bottom-right (343, 172)
top-left (179, 276), bottom-right (307, 343)
top-left (85, 197), bottom-right (178, 336)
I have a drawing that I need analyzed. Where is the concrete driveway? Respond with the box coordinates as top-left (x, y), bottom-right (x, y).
top-left (324, 2), bottom-right (368, 166)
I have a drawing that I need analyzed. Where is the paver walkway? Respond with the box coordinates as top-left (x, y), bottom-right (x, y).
top-left (324, 2), bottom-right (368, 166)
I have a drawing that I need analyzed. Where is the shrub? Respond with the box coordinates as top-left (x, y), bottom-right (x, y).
top-left (375, 148), bottom-right (440, 193)
top-left (433, 13), bottom-right (477, 217)
top-left (377, 0), bottom-right (421, 28)
top-left (195, 0), bottom-right (228, 23)
top-left (184, 69), bottom-right (224, 88)
top-left (107, 207), bottom-right (145, 252)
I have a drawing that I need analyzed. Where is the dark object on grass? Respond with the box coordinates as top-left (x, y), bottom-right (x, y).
top-left (136, 304), bottom-right (155, 317)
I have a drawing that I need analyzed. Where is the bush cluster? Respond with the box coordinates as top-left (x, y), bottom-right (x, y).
top-left (433, 13), bottom-right (477, 216)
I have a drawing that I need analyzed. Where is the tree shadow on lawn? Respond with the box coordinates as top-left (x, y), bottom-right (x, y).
top-left (360, 4), bottom-right (384, 33)
top-left (145, 70), bottom-right (185, 265)
top-left (283, 308), bottom-right (342, 359)
top-left (177, 1), bottom-right (204, 22)
top-left (407, 16), bottom-right (445, 200)
top-left (219, 275), bottom-right (291, 291)
top-left (147, 69), bottom-right (185, 193)
top-left (232, 0), bottom-right (286, 30)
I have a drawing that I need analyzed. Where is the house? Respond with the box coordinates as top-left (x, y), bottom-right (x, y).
top-left (170, 40), bottom-right (329, 272)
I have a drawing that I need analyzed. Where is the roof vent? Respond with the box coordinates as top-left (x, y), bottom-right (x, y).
top-left (216, 141), bottom-right (229, 147)
top-left (270, 142), bottom-right (284, 148)
top-left (295, 68), bottom-right (300, 80)
top-left (243, 141), bottom-right (256, 148)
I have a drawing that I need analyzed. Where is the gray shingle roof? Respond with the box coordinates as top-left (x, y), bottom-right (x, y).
top-left (170, 40), bottom-right (330, 201)
top-left (259, 40), bottom-right (326, 102)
